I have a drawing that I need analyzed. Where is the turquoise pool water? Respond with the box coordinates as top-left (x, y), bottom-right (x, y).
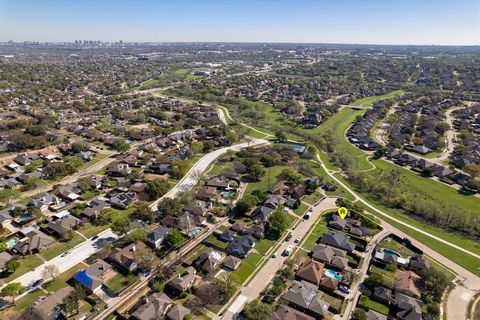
top-left (18, 214), bottom-right (32, 222)
top-left (188, 227), bottom-right (203, 237)
top-left (222, 191), bottom-right (235, 199)
top-left (6, 238), bottom-right (16, 249)
top-left (325, 269), bottom-right (342, 281)
top-left (383, 249), bottom-right (401, 258)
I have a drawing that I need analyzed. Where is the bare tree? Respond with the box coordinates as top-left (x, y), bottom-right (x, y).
top-left (42, 264), bottom-right (59, 280)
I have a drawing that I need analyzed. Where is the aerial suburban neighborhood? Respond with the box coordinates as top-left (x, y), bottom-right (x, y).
top-left (0, 1), bottom-right (479, 320)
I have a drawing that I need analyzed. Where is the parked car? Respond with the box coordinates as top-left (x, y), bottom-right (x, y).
top-left (304, 211), bottom-right (312, 219)
top-left (339, 284), bottom-right (351, 293)
top-left (283, 245), bottom-right (294, 256)
top-left (285, 233), bottom-right (292, 241)
top-left (294, 237), bottom-right (301, 243)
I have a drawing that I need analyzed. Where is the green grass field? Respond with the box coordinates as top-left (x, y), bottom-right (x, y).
top-left (233, 252), bottom-right (262, 283)
top-left (4, 255), bottom-right (44, 283)
top-left (41, 232), bottom-right (85, 261)
top-left (358, 295), bottom-right (390, 315)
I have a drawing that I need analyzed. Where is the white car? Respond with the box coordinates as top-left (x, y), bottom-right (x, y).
top-left (294, 237), bottom-right (301, 243)
top-left (284, 245), bottom-right (294, 256)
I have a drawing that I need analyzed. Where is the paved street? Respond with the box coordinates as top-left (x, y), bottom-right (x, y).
top-left (222, 197), bottom-right (338, 319)
top-left (8, 228), bottom-right (117, 289)
top-left (150, 137), bottom-right (269, 210)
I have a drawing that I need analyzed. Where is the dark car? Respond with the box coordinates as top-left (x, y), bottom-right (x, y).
top-left (31, 279), bottom-right (44, 288)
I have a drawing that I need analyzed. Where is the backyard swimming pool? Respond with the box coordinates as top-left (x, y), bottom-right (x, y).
top-left (383, 249), bottom-right (401, 258)
top-left (324, 269), bottom-right (342, 281)
top-left (222, 191), bottom-right (235, 199)
top-left (6, 238), bottom-right (16, 249)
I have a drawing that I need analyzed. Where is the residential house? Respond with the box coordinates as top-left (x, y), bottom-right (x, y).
top-left (108, 241), bottom-right (147, 272)
top-left (227, 234), bottom-right (256, 258)
top-left (394, 270), bottom-right (422, 299)
top-left (166, 267), bottom-right (200, 295)
top-left (282, 281), bottom-right (331, 319)
top-left (319, 231), bottom-right (355, 252)
top-left (147, 226), bottom-right (171, 248)
top-left (195, 186), bottom-right (217, 201)
top-left (14, 228), bottom-right (55, 255)
top-left (183, 199), bottom-right (211, 216)
top-left (371, 286), bottom-right (392, 307)
top-left (108, 163), bottom-right (131, 176)
top-left (206, 176), bottom-right (230, 190)
top-left (131, 292), bottom-right (173, 320)
top-left (27, 286), bottom-right (74, 320)
top-left (295, 259), bottom-right (324, 286)
top-left (270, 304), bottom-right (315, 320)
top-left (30, 194), bottom-right (63, 211)
top-left (74, 259), bottom-right (117, 293)
top-left (194, 249), bottom-right (223, 273)
top-left (166, 305), bottom-right (191, 320)
top-left (110, 192), bottom-right (137, 209)
top-left (219, 229), bottom-right (237, 242)
top-left (367, 310), bottom-right (388, 320)
top-left (319, 275), bottom-right (339, 293)
top-left (394, 293), bottom-right (423, 320)
top-left (223, 255), bottom-right (241, 271)
top-left (47, 214), bottom-right (83, 238)
top-left (311, 244), bottom-right (349, 269)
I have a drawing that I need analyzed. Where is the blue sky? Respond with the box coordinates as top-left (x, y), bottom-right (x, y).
top-left (0, 0), bottom-right (478, 45)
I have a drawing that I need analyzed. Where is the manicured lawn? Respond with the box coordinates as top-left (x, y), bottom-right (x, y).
top-left (302, 191), bottom-right (323, 206)
top-left (14, 288), bottom-right (44, 312)
top-left (106, 274), bottom-right (137, 294)
top-left (359, 295), bottom-right (390, 315)
top-left (245, 166), bottom-right (289, 195)
top-left (43, 262), bottom-right (86, 292)
top-left (321, 292), bottom-right (343, 311)
top-left (217, 225), bottom-right (229, 232)
top-left (80, 153), bottom-right (108, 170)
top-left (203, 235), bottom-right (228, 250)
top-left (233, 252), bottom-right (262, 283)
top-left (78, 223), bottom-right (109, 239)
top-left (183, 244), bottom-right (209, 265)
top-left (294, 202), bottom-right (309, 216)
top-left (302, 232), bottom-right (320, 251)
top-left (111, 207), bottom-right (136, 222)
top-left (41, 233), bottom-right (84, 261)
top-left (369, 266), bottom-right (395, 289)
top-left (4, 255), bottom-right (44, 282)
top-left (255, 238), bottom-right (276, 255)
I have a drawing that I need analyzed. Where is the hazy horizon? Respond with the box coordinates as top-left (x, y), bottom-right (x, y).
top-left (1, 0), bottom-right (479, 45)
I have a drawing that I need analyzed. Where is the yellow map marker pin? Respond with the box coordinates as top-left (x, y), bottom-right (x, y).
top-left (338, 207), bottom-right (348, 220)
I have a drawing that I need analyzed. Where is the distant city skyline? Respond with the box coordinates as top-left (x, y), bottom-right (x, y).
top-left (0, 0), bottom-right (479, 45)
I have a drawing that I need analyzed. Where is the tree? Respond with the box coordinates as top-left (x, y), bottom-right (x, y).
top-left (25, 125), bottom-right (48, 136)
top-left (277, 168), bottom-right (303, 185)
top-left (42, 264), bottom-right (59, 280)
top-left (111, 217), bottom-right (130, 236)
top-left (464, 163), bottom-right (480, 179)
top-left (267, 210), bottom-right (289, 240)
top-left (1, 282), bottom-right (25, 305)
top-left (214, 272), bottom-right (239, 301)
top-left (235, 194), bottom-right (259, 214)
top-left (165, 228), bottom-right (184, 248)
top-left (275, 130), bottom-right (287, 143)
top-left (243, 300), bottom-right (273, 320)
top-left (171, 159), bottom-right (190, 179)
top-left (247, 164), bottom-right (265, 181)
top-left (6, 258), bottom-right (20, 273)
top-left (0, 243), bottom-right (6, 252)
top-left (157, 198), bottom-right (182, 216)
top-left (127, 227), bottom-right (148, 243)
top-left (251, 189), bottom-right (267, 203)
top-left (112, 139), bottom-right (130, 153)
top-left (351, 309), bottom-right (368, 320)
top-left (133, 201), bottom-right (154, 223)
top-left (145, 179), bottom-right (170, 200)
top-left (0, 189), bottom-right (21, 205)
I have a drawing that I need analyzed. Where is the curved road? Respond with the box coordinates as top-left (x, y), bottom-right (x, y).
top-left (213, 101), bottom-right (480, 320)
